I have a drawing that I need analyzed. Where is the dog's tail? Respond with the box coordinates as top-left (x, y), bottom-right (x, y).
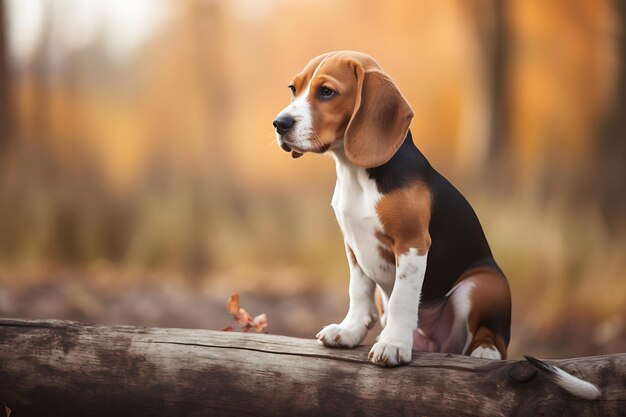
top-left (524, 355), bottom-right (601, 400)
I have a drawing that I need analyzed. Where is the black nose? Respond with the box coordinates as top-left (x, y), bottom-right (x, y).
top-left (273, 115), bottom-right (295, 135)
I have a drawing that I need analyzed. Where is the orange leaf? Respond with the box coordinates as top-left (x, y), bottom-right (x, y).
top-left (221, 326), bottom-right (233, 331)
top-left (252, 313), bottom-right (268, 332)
top-left (236, 308), bottom-right (253, 325)
top-left (226, 293), bottom-right (240, 315)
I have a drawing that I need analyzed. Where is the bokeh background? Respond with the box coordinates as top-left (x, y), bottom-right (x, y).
top-left (0, 0), bottom-right (624, 359)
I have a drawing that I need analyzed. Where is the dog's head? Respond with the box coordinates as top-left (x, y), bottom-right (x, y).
top-left (273, 51), bottom-right (414, 168)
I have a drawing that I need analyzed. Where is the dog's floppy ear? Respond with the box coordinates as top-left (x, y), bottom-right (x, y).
top-left (344, 65), bottom-right (414, 168)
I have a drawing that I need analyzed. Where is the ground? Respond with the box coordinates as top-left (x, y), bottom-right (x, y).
top-left (0, 266), bottom-right (623, 359)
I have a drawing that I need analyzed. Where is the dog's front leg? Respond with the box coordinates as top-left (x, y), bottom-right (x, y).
top-left (369, 249), bottom-right (426, 366)
top-left (316, 246), bottom-right (378, 348)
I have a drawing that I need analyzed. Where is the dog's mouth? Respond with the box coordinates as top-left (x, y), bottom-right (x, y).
top-left (279, 140), bottom-right (303, 159)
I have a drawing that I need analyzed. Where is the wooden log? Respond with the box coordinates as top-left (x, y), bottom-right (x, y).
top-left (0, 319), bottom-right (623, 417)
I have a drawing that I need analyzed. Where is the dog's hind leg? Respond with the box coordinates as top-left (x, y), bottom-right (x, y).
top-left (464, 268), bottom-right (511, 359)
top-left (434, 268), bottom-right (510, 358)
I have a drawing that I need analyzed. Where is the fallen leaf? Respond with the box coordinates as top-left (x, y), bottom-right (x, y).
top-left (252, 313), bottom-right (268, 332)
top-left (226, 293), bottom-right (240, 315)
top-left (223, 293), bottom-right (269, 333)
top-left (235, 308), bottom-right (253, 325)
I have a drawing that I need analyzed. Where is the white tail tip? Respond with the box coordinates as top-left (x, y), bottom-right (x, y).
top-left (524, 356), bottom-right (601, 400)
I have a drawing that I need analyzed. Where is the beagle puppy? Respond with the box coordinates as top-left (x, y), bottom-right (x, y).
top-left (272, 51), bottom-right (511, 367)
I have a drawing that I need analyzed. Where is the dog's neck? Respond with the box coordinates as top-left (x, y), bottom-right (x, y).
top-left (331, 129), bottom-right (431, 194)
top-left (330, 144), bottom-right (370, 193)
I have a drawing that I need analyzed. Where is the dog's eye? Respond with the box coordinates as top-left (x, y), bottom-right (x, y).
top-left (288, 85), bottom-right (296, 96)
top-left (319, 86), bottom-right (336, 99)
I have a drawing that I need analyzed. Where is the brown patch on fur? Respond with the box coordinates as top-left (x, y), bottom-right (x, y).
top-left (346, 246), bottom-right (357, 266)
top-left (463, 269), bottom-right (512, 359)
top-left (375, 182), bottom-right (432, 257)
top-left (374, 230), bottom-right (396, 264)
top-left (374, 229), bottom-right (393, 247)
top-left (290, 53), bottom-right (332, 97)
top-left (377, 245), bottom-right (396, 265)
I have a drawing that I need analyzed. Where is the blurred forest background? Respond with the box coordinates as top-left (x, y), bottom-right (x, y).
top-left (0, 0), bottom-right (624, 359)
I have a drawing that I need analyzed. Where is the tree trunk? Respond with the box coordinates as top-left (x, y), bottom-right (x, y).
top-left (0, 0), bottom-right (12, 162)
top-left (0, 319), bottom-right (623, 417)
top-left (593, 0), bottom-right (626, 227)
top-left (486, 0), bottom-right (509, 164)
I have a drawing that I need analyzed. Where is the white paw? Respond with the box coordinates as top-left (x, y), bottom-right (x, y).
top-left (368, 340), bottom-right (412, 367)
top-left (470, 345), bottom-right (501, 360)
top-left (316, 323), bottom-right (366, 348)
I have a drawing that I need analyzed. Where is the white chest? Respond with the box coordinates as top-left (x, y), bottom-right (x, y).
top-left (331, 156), bottom-right (395, 285)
